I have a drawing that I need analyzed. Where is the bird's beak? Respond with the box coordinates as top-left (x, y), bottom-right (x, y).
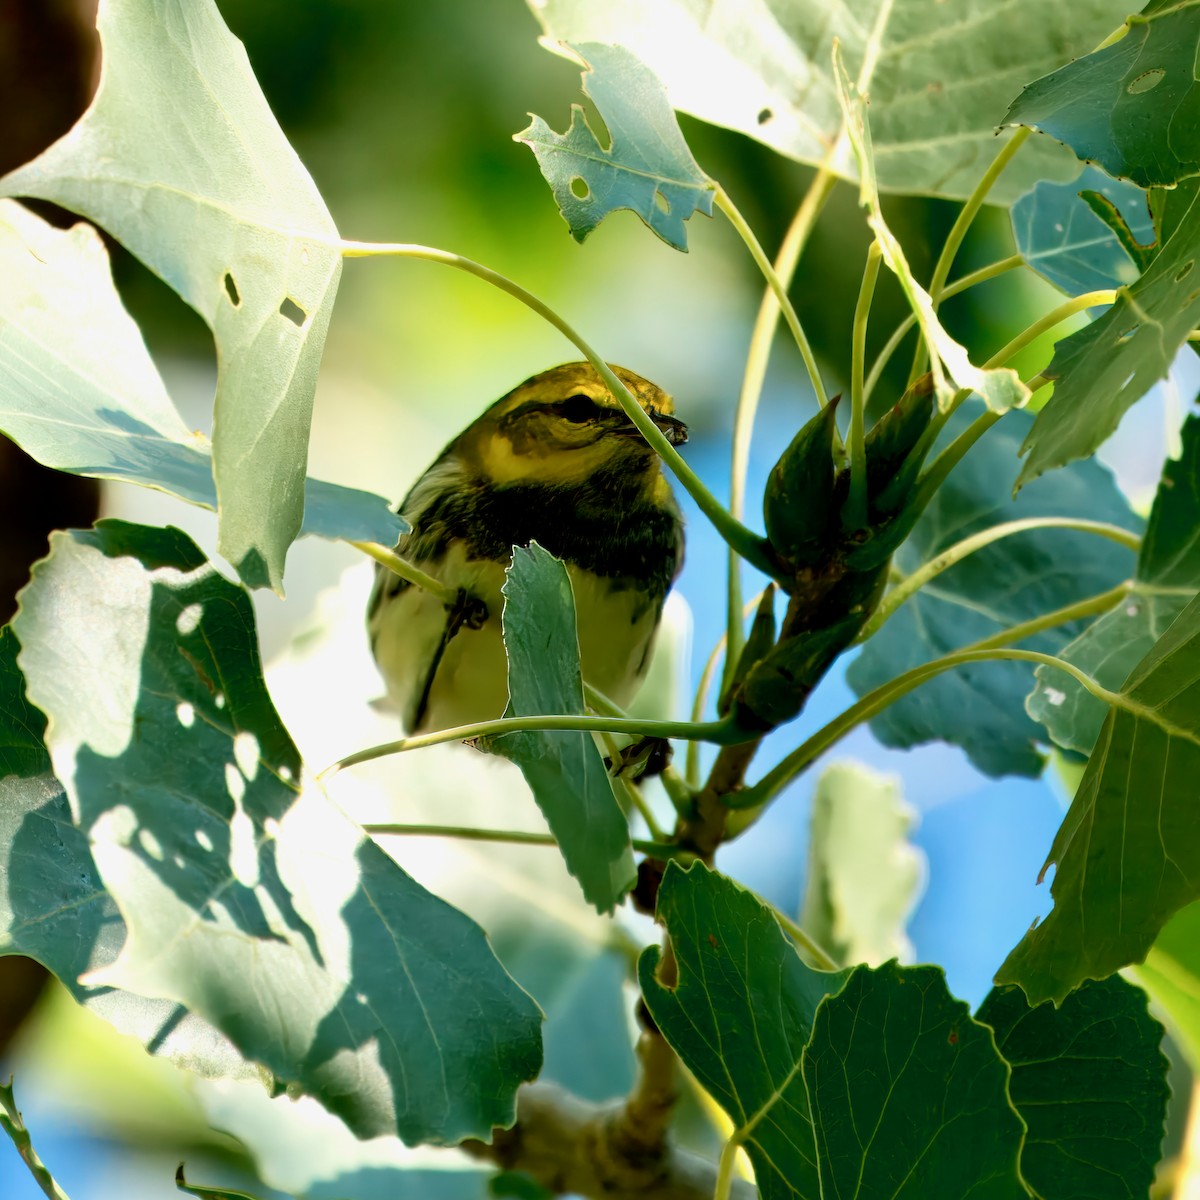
top-left (653, 411), bottom-right (689, 446)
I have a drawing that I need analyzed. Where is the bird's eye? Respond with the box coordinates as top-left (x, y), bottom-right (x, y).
top-left (555, 394), bottom-right (599, 423)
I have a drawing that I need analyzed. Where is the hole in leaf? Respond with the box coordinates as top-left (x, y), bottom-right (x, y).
top-left (1177, 261), bottom-right (1195, 282)
top-left (757, 107), bottom-right (773, 125)
top-left (223, 272), bottom-right (241, 306)
top-left (1126, 68), bottom-right (1165, 94)
top-left (569, 176), bottom-right (591, 200)
top-left (279, 297), bottom-right (307, 327)
top-left (1116, 325), bottom-right (1138, 344)
top-left (654, 190), bottom-right (671, 214)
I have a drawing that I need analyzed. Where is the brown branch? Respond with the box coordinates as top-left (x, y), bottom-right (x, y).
top-left (463, 1081), bottom-right (755, 1200)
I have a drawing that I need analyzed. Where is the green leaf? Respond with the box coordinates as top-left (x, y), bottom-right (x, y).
top-left (0, 0), bottom-right (344, 591)
top-left (847, 402), bottom-right (1141, 777)
top-left (639, 861), bottom-right (848, 1200)
top-left (485, 543), bottom-right (635, 914)
top-left (0, 200), bottom-right (403, 565)
top-left (804, 963), bottom-right (1026, 1200)
top-left (1012, 166), bottom-right (1155, 296)
top-left (12, 521), bottom-right (543, 1143)
top-left (529, 0), bottom-right (1129, 204)
top-left (1004, 0), bottom-right (1200, 188)
top-left (799, 762), bottom-right (925, 967)
top-left (997, 591), bottom-right (1200, 1003)
top-left (1029, 413), bottom-right (1200, 753)
top-left (836, 56), bottom-right (1029, 413)
top-left (0, 625), bottom-right (254, 1082)
top-left (1134, 900), bottom-right (1200, 1068)
top-left (515, 43), bottom-right (714, 251)
top-left (1017, 188), bottom-right (1200, 490)
top-left (977, 977), bottom-right (1168, 1200)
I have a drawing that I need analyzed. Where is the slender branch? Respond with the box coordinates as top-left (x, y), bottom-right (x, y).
top-left (863, 255), bottom-right (1024, 404)
top-left (911, 408), bottom-right (1002, 516)
top-left (728, 647), bottom-right (1120, 815)
top-left (0, 1080), bottom-right (70, 1200)
top-left (929, 127), bottom-right (1032, 305)
top-left (961, 583), bottom-right (1130, 653)
top-left (342, 240), bottom-right (776, 578)
top-left (724, 165), bottom-right (838, 697)
top-left (350, 540), bottom-right (458, 606)
top-left (362, 822), bottom-right (688, 860)
top-left (847, 241), bottom-right (883, 529)
top-left (322, 713), bottom-right (746, 776)
top-left (980, 288), bottom-right (1115, 374)
top-left (687, 634), bottom-right (726, 789)
top-left (713, 1139), bottom-right (741, 1200)
top-left (857, 519), bottom-right (1140, 642)
top-left (714, 188), bottom-right (829, 410)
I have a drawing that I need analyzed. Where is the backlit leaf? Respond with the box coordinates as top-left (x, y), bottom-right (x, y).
top-left (515, 43), bottom-right (714, 250)
top-left (0, 0), bottom-right (344, 590)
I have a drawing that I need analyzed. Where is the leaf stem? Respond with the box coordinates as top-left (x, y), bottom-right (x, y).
top-left (0, 1080), bottom-right (71, 1200)
top-left (362, 822), bottom-right (688, 860)
top-left (322, 713), bottom-right (746, 777)
top-left (981, 288), bottom-right (1115, 374)
top-left (929, 127), bottom-right (1032, 305)
top-left (863, 255), bottom-right (1025, 404)
top-left (847, 242), bottom-right (882, 529)
top-left (350, 540), bottom-right (458, 606)
top-left (727, 647), bottom-right (1119, 817)
top-left (758, 895), bottom-right (840, 971)
top-left (857, 518), bottom-right (1139, 642)
top-left (714, 1138), bottom-right (741, 1200)
top-left (341, 240), bottom-right (777, 578)
top-left (962, 583), bottom-right (1130, 653)
top-left (714, 188), bottom-right (829, 410)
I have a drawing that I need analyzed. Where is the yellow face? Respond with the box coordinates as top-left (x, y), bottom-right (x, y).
top-left (457, 362), bottom-right (687, 487)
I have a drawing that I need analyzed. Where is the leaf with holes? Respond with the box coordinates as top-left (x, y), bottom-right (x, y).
top-left (804, 963), bottom-right (1026, 1200)
top-left (1029, 414), bottom-right (1200, 753)
top-left (977, 976), bottom-right (1168, 1200)
top-left (515, 43), bottom-right (714, 250)
top-left (0, 0), bottom-right (344, 591)
top-left (1012, 165), bottom-right (1156, 296)
top-left (847, 402), bottom-right (1141, 778)
top-left (997, 591), bottom-right (1200, 1004)
top-left (529, 0), bottom-right (1129, 204)
top-left (639, 862), bottom-right (848, 1200)
top-left (836, 55), bottom-right (1028, 413)
top-left (0, 200), bottom-right (403, 565)
top-left (484, 544), bottom-right (636, 914)
top-left (1018, 187), bottom-right (1200, 489)
top-left (12, 521), bottom-right (543, 1143)
top-left (1004, 0), bottom-right (1200, 188)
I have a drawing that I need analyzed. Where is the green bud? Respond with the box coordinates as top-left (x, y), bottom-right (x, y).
top-left (863, 374), bottom-right (935, 517)
top-left (762, 398), bottom-right (840, 567)
top-left (718, 585), bottom-right (777, 715)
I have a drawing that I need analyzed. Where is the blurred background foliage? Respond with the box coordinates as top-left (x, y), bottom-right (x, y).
top-left (0, 1), bottom-right (1189, 1197)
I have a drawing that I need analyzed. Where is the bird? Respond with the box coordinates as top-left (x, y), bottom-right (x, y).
top-left (367, 361), bottom-right (688, 735)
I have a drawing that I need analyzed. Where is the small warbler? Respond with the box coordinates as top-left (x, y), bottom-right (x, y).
top-left (367, 362), bottom-right (687, 734)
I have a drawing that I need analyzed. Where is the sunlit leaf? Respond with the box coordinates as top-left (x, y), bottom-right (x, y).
top-left (1029, 414), bottom-right (1200, 753)
top-left (485, 544), bottom-right (636, 914)
top-left (998, 591), bottom-right (1200, 1003)
top-left (1017, 188), bottom-right (1200, 489)
top-left (0, 0), bottom-right (345, 590)
top-left (1004, 0), bottom-right (1200, 188)
top-left (530, 0), bottom-right (1128, 203)
top-left (1012, 166), bottom-right (1155, 296)
top-left (847, 402), bottom-right (1140, 778)
top-left (639, 862), bottom-right (847, 1200)
top-left (977, 977), bottom-right (1168, 1200)
top-left (12, 521), bottom-right (542, 1143)
top-left (515, 43), bottom-right (714, 250)
top-left (799, 762), bottom-right (925, 967)
top-left (804, 963), bottom-right (1026, 1200)
top-left (0, 200), bottom-right (403, 565)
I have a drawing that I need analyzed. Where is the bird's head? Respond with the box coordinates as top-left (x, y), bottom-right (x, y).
top-left (458, 362), bottom-right (687, 489)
